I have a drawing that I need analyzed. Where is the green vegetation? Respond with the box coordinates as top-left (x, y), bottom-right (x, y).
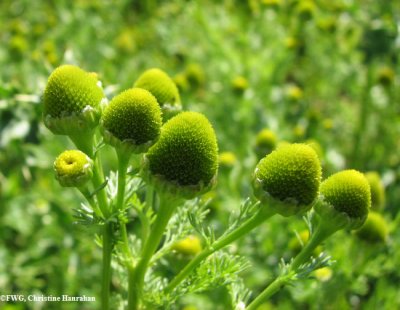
top-left (1, 0), bottom-right (399, 309)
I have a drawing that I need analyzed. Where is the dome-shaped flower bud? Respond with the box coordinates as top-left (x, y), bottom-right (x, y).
top-left (317, 170), bottom-right (371, 230)
top-left (231, 76), bottom-right (248, 94)
top-left (218, 151), bottom-right (237, 170)
top-left (255, 129), bottom-right (277, 158)
top-left (365, 171), bottom-right (385, 211)
top-left (43, 65), bottom-right (104, 135)
top-left (101, 88), bottom-right (162, 154)
top-left (134, 68), bottom-right (181, 118)
top-left (253, 143), bottom-right (321, 216)
top-left (172, 235), bottom-right (202, 256)
top-left (54, 150), bottom-right (93, 187)
top-left (286, 85), bottom-right (303, 101)
top-left (143, 111), bottom-right (218, 199)
top-left (313, 267), bottom-right (333, 282)
top-left (355, 211), bottom-right (388, 243)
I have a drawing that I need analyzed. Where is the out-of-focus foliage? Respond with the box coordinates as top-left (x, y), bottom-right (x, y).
top-left (1, 0), bottom-right (399, 309)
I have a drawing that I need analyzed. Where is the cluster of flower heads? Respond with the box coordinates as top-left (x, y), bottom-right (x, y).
top-left (253, 143), bottom-right (372, 232)
top-left (44, 64), bottom-right (380, 236)
top-left (44, 64), bottom-right (218, 198)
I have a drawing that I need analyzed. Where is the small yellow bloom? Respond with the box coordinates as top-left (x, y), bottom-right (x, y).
top-left (219, 152), bottom-right (237, 168)
top-left (285, 37), bottom-right (299, 49)
top-left (231, 76), bottom-right (249, 93)
top-left (322, 118), bottom-right (333, 130)
top-left (54, 150), bottom-right (93, 187)
top-left (172, 235), bottom-right (202, 256)
top-left (314, 267), bottom-right (333, 282)
top-left (287, 85), bottom-right (303, 101)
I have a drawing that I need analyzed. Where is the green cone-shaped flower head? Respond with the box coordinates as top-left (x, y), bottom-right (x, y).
top-left (253, 143), bottom-right (321, 216)
top-left (365, 171), bottom-right (385, 211)
top-left (54, 150), bottom-right (93, 187)
top-left (43, 65), bottom-right (104, 135)
top-left (143, 111), bottom-right (218, 199)
top-left (134, 68), bottom-right (181, 118)
top-left (101, 88), bottom-right (162, 153)
top-left (318, 170), bottom-right (371, 230)
top-left (355, 211), bottom-right (388, 243)
top-left (255, 128), bottom-right (277, 158)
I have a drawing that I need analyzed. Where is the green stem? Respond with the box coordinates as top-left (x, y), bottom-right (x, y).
top-left (115, 150), bottom-right (131, 213)
top-left (128, 194), bottom-right (178, 310)
top-left (246, 273), bottom-right (293, 310)
top-left (141, 185), bottom-right (154, 242)
top-left (165, 208), bottom-right (275, 294)
top-left (247, 221), bottom-right (335, 309)
top-left (290, 222), bottom-right (332, 271)
top-left (102, 223), bottom-right (113, 310)
top-left (93, 156), bottom-right (110, 218)
top-left (88, 138), bottom-right (112, 310)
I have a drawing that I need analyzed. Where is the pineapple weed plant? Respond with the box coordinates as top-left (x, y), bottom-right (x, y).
top-left (43, 64), bottom-right (372, 310)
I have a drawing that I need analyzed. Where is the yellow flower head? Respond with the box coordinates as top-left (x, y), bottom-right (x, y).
top-left (54, 150), bottom-right (93, 187)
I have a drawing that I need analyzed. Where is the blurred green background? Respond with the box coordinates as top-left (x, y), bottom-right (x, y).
top-left (1, 0), bottom-right (400, 309)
